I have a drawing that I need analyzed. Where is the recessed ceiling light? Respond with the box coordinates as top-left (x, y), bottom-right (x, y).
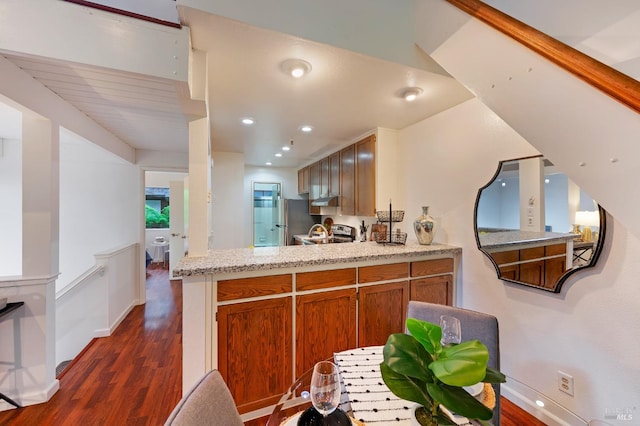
top-left (265, 162), bottom-right (272, 166)
top-left (300, 125), bottom-right (313, 133)
top-left (241, 117), bottom-right (255, 125)
top-left (402, 87), bottom-right (423, 102)
top-left (282, 146), bottom-right (291, 151)
top-left (281, 59), bottom-right (312, 79)
top-left (275, 153), bottom-right (283, 157)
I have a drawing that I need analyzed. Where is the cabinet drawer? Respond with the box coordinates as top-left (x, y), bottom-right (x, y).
top-left (218, 274), bottom-right (292, 301)
top-left (296, 268), bottom-right (356, 291)
top-left (358, 262), bottom-right (408, 283)
top-left (545, 243), bottom-right (566, 256)
top-left (491, 250), bottom-right (518, 265)
top-left (521, 246), bottom-right (545, 261)
top-left (410, 258), bottom-right (453, 277)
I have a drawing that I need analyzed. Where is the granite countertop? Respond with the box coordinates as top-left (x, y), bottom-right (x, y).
top-left (478, 230), bottom-right (576, 250)
top-left (173, 241), bottom-right (461, 276)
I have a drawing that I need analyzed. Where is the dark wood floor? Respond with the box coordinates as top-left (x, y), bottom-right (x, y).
top-left (0, 264), bottom-right (546, 425)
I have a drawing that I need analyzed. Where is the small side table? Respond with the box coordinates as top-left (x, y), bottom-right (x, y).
top-left (0, 301), bottom-right (24, 408)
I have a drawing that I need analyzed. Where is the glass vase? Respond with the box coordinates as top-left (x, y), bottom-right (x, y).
top-left (414, 206), bottom-right (436, 245)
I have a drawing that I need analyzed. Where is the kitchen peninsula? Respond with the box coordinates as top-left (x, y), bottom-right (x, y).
top-left (174, 241), bottom-right (461, 418)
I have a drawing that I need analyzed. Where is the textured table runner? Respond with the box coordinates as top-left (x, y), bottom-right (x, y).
top-left (334, 346), bottom-right (415, 424)
top-left (334, 346), bottom-right (474, 425)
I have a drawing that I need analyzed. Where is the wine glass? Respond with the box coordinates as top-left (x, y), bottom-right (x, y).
top-left (310, 361), bottom-right (341, 417)
top-left (440, 315), bottom-right (462, 346)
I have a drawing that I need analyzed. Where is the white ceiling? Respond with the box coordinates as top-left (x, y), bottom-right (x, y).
top-left (0, 7), bottom-right (473, 169)
top-left (0, 2), bottom-right (638, 169)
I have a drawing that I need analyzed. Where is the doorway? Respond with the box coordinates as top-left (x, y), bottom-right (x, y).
top-left (252, 182), bottom-right (282, 247)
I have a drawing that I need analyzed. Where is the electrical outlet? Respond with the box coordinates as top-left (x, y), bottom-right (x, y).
top-left (558, 370), bottom-right (574, 396)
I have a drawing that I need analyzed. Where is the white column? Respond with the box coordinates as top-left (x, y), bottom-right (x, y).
top-left (187, 118), bottom-right (210, 256)
top-left (22, 115), bottom-right (59, 276)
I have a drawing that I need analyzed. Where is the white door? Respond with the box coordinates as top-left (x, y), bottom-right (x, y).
top-left (169, 179), bottom-right (188, 278)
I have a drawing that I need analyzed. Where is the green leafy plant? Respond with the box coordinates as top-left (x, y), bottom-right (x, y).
top-left (380, 318), bottom-right (506, 426)
top-left (145, 205), bottom-right (169, 228)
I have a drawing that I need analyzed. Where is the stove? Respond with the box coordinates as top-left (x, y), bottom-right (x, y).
top-left (330, 224), bottom-right (356, 243)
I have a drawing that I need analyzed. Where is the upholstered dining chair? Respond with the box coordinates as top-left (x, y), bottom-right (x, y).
top-left (164, 369), bottom-right (243, 426)
top-left (406, 301), bottom-right (501, 425)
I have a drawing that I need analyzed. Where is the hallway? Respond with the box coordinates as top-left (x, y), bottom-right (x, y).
top-left (0, 265), bottom-right (182, 425)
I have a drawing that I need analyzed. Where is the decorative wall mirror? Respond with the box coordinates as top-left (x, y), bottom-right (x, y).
top-left (474, 155), bottom-right (606, 293)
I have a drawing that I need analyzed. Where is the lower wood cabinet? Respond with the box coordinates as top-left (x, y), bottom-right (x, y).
top-left (358, 281), bottom-right (409, 347)
top-left (490, 243), bottom-right (567, 288)
top-left (410, 275), bottom-right (452, 305)
top-left (296, 289), bottom-right (357, 376)
top-left (215, 256), bottom-right (455, 415)
top-left (217, 297), bottom-right (292, 414)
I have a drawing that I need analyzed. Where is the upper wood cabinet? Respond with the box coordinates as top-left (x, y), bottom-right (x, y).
top-left (339, 144), bottom-right (355, 216)
top-left (297, 167), bottom-right (309, 194)
top-left (320, 156), bottom-right (330, 197)
top-left (355, 135), bottom-right (376, 216)
top-left (298, 133), bottom-right (376, 216)
top-left (308, 161), bottom-right (321, 215)
top-left (329, 152), bottom-right (340, 197)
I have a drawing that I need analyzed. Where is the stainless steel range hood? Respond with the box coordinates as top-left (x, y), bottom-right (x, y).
top-left (311, 196), bottom-right (339, 207)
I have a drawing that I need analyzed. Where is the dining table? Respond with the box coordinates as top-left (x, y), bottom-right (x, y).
top-left (266, 346), bottom-right (494, 426)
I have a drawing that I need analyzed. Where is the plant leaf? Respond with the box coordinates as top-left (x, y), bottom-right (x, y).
top-left (406, 318), bottom-right (442, 354)
top-left (379, 362), bottom-right (432, 408)
top-left (429, 340), bottom-right (489, 386)
top-left (483, 367), bottom-right (506, 383)
top-left (383, 333), bottom-right (434, 382)
top-left (427, 382), bottom-right (494, 420)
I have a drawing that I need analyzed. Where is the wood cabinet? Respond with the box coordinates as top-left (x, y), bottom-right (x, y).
top-left (218, 297), bottom-right (292, 414)
top-left (410, 275), bottom-right (452, 305)
top-left (340, 144), bottom-right (355, 215)
top-left (329, 152), bottom-right (340, 196)
top-left (355, 135), bottom-right (376, 216)
top-left (490, 243), bottom-right (568, 288)
top-left (358, 281), bottom-right (409, 347)
top-left (296, 288), bottom-right (357, 375)
top-left (308, 161), bottom-right (321, 215)
top-left (214, 255), bottom-right (455, 415)
top-left (320, 157), bottom-right (330, 197)
top-left (297, 167), bottom-right (309, 194)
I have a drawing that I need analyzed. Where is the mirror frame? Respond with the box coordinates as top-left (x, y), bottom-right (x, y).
top-left (474, 155), bottom-right (607, 293)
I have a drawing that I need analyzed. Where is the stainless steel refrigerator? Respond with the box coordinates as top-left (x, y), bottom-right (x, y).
top-left (278, 199), bottom-right (319, 245)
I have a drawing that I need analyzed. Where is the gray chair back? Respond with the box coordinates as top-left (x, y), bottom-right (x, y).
top-left (406, 301), bottom-right (501, 425)
top-left (164, 369), bottom-right (243, 426)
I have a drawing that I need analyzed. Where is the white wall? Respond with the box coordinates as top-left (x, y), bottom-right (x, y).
top-left (243, 166), bottom-right (299, 248)
top-left (398, 98), bottom-right (639, 424)
top-left (0, 138), bottom-right (22, 276)
top-left (58, 130), bottom-right (140, 291)
top-left (211, 152), bottom-right (245, 249)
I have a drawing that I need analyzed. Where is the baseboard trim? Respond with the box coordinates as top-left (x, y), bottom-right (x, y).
top-left (502, 376), bottom-right (587, 426)
top-left (0, 379), bottom-right (60, 412)
top-left (109, 301), bottom-right (136, 334)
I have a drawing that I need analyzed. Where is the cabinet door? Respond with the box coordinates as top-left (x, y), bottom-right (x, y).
top-left (340, 145), bottom-right (355, 215)
top-left (491, 250), bottom-right (519, 281)
top-left (355, 135), bottom-right (376, 216)
top-left (297, 167), bottom-right (309, 194)
top-left (309, 162), bottom-right (321, 215)
top-left (218, 297), bottom-right (292, 414)
top-left (296, 289), bottom-right (357, 376)
top-left (410, 275), bottom-right (452, 305)
top-left (320, 157), bottom-right (330, 197)
top-left (358, 282), bottom-right (409, 347)
top-left (329, 152), bottom-right (340, 196)
top-left (520, 247), bottom-right (544, 286)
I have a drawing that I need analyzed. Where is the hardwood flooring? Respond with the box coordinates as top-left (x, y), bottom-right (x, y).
top-left (0, 265), bottom-right (183, 425)
top-left (0, 264), bottom-right (546, 425)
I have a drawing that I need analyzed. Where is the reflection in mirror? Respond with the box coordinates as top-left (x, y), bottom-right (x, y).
top-left (474, 155), bottom-right (606, 293)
